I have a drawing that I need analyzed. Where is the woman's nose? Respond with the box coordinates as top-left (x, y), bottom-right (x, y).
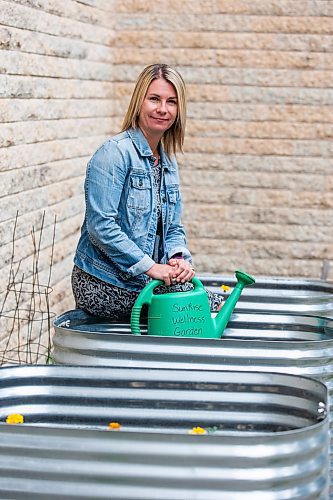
top-left (157, 100), bottom-right (167, 113)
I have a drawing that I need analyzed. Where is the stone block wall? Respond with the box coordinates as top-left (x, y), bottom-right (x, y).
top-left (114, 0), bottom-right (333, 279)
top-left (1, 0), bottom-right (333, 361)
top-left (0, 0), bottom-right (115, 361)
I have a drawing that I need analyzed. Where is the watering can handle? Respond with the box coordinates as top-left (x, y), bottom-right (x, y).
top-left (130, 277), bottom-right (205, 336)
top-left (131, 279), bottom-right (163, 336)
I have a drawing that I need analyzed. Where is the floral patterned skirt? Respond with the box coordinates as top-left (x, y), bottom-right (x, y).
top-left (71, 265), bottom-right (224, 321)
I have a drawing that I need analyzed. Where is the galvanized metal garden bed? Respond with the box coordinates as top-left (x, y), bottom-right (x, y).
top-left (53, 309), bottom-right (333, 495)
top-left (198, 274), bottom-right (333, 316)
top-left (0, 365), bottom-right (329, 499)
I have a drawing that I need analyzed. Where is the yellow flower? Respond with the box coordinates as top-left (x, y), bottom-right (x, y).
top-left (220, 284), bottom-right (230, 292)
top-left (108, 421), bottom-right (121, 430)
top-left (189, 426), bottom-right (207, 435)
top-left (6, 413), bottom-right (24, 425)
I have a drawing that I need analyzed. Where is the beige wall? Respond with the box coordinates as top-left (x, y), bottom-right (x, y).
top-left (1, 0), bottom-right (333, 359)
top-left (0, 0), bottom-right (115, 360)
top-left (114, 0), bottom-right (333, 278)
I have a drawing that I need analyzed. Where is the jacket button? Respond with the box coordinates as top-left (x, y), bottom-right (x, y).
top-left (139, 179), bottom-right (143, 187)
top-left (163, 196), bottom-right (166, 203)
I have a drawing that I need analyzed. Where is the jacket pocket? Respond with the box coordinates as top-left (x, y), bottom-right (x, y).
top-left (167, 189), bottom-right (178, 204)
top-left (167, 187), bottom-right (179, 223)
top-left (127, 173), bottom-right (151, 210)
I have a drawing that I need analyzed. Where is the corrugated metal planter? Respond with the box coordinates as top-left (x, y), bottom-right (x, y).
top-left (53, 309), bottom-right (333, 494)
top-left (0, 365), bottom-right (329, 499)
top-left (52, 310), bottom-right (333, 374)
top-left (198, 274), bottom-right (333, 316)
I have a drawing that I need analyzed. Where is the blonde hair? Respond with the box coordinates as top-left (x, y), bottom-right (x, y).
top-left (121, 64), bottom-right (187, 157)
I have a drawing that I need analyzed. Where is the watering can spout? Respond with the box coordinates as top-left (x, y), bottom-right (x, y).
top-left (214, 270), bottom-right (255, 337)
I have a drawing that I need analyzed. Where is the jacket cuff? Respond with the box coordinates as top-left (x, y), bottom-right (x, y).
top-left (127, 254), bottom-right (155, 277)
top-left (168, 246), bottom-right (192, 262)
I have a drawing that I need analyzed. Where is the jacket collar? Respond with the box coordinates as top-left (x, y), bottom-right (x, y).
top-left (127, 127), bottom-right (152, 157)
top-left (127, 127), bottom-right (174, 171)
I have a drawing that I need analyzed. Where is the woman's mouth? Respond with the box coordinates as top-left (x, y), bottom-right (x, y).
top-left (151, 117), bottom-right (168, 122)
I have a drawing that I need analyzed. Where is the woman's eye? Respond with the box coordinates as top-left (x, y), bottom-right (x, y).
top-left (168, 100), bottom-right (177, 105)
top-left (149, 96), bottom-right (159, 101)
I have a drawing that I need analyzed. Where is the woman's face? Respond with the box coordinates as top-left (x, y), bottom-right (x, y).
top-left (138, 78), bottom-right (178, 141)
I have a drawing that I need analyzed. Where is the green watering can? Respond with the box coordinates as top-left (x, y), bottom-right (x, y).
top-left (130, 270), bottom-right (255, 339)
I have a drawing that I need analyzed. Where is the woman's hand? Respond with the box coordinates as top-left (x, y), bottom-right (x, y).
top-left (145, 263), bottom-right (175, 286)
top-left (168, 258), bottom-right (195, 284)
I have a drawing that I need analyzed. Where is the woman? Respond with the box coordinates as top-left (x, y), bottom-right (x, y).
top-left (72, 63), bottom-right (223, 320)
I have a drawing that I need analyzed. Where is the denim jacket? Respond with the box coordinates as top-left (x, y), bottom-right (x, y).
top-left (74, 127), bottom-right (192, 291)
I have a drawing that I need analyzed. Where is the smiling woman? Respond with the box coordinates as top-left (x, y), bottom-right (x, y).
top-left (138, 79), bottom-right (178, 159)
top-left (71, 64), bottom-right (224, 320)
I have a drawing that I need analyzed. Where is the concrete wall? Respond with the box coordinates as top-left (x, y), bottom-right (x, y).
top-left (114, 0), bottom-right (333, 279)
top-left (0, 0), bottom-right (115, 361)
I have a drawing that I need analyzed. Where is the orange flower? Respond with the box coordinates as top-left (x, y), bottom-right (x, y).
top-left (6, 413), bottom-right (24, 425)
top-left (108, 421), bottom-right (121, 430)
top-left (189, 426), bottom-right (207, 435)
top-left (220, 284), bottom-right (230, 292)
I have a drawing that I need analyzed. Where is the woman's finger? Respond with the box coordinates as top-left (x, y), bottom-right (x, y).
top-left (173, 266), bottom-right (195, 283)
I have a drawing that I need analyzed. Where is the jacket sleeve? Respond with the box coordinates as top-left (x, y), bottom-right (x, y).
top-left (85, 142), bottom-right (155, 277)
